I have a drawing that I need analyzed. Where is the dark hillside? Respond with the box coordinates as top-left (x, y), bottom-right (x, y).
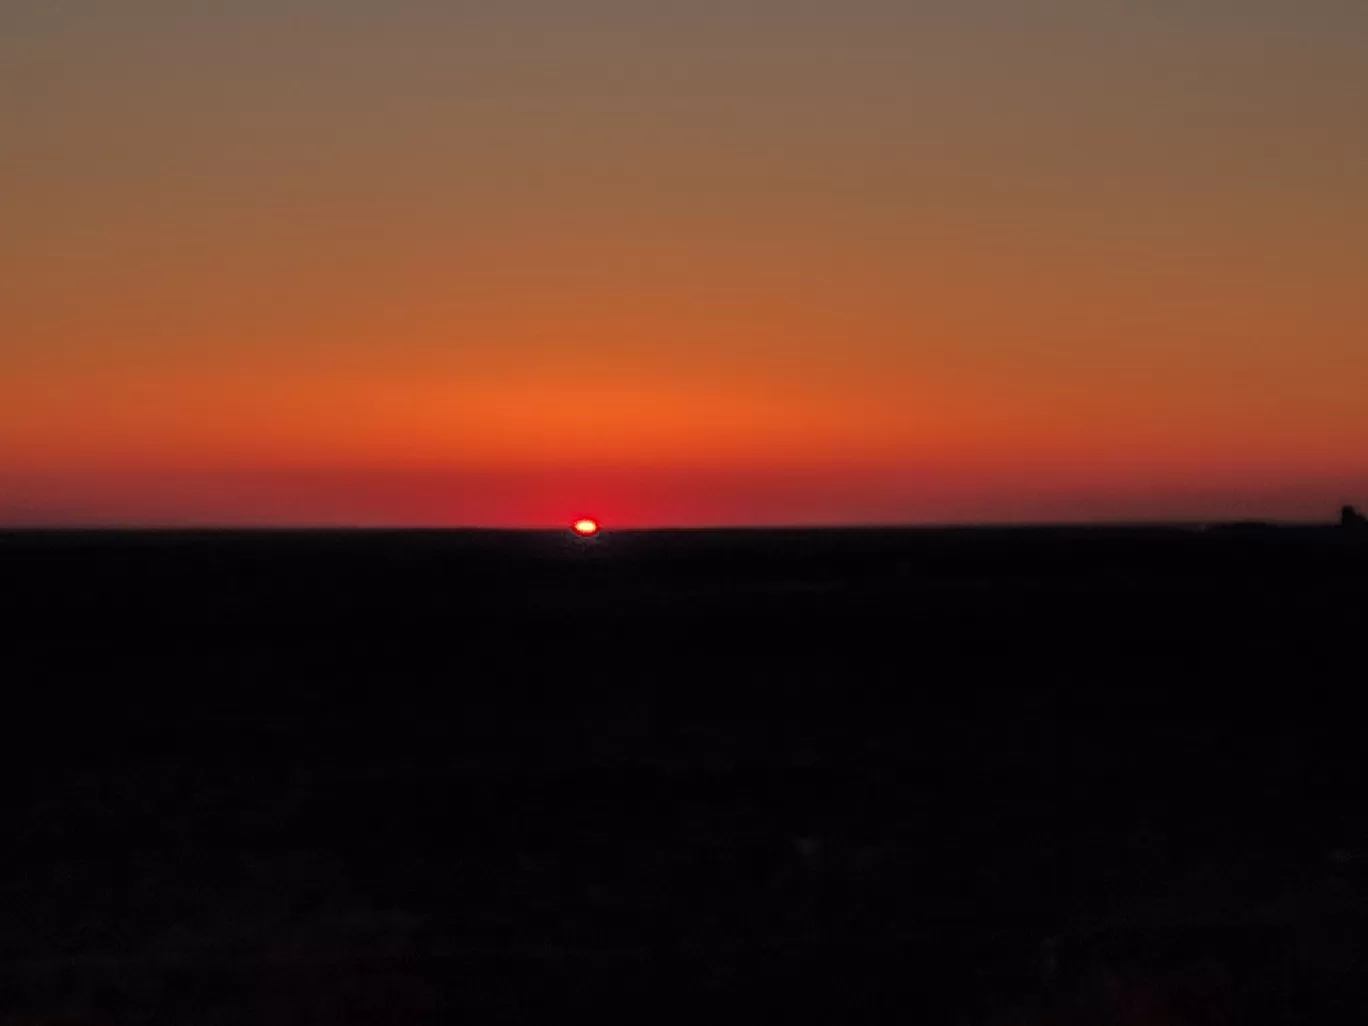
top-left (1, 527), bottom-right (1366, 1024)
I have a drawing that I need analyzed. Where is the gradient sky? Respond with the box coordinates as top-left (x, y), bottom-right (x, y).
top-left (3, 2), bottom-right (1365, 525)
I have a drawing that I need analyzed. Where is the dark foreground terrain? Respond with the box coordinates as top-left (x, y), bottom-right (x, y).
top-left (2, 525), bottom-right (1367, 1024)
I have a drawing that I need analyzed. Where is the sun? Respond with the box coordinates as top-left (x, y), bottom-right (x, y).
top-left (572, 518), bottom-right (601, 537)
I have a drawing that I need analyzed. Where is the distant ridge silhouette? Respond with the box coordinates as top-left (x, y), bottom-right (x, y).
top-left (1342, 505), bottom-right (1367, 530)
top-left (1203, 519), bottom-right (1275, 533)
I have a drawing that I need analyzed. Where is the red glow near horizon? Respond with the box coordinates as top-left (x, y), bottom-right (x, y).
top-left (2, 5), bottom-right (1367, 530)
top-left (572, 518), bottom-right (601, 536)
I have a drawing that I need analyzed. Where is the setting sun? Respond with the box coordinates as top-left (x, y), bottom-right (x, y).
top-left (572, 518), bottom-right (601, 537)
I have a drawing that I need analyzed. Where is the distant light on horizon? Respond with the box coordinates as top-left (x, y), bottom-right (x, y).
top-left (572, 518), bottom-right (601, 537)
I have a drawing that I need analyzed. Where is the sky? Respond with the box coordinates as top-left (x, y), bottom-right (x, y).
top-left (3, 2), bottom-right (1365, 526)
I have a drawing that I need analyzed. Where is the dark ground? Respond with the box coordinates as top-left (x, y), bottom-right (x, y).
top-left (1, 525), bottom-right (1366, 1024)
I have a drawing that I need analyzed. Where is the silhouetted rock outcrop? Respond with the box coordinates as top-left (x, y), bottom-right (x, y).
top-left (1341, 505), bottom-right (1367, 530)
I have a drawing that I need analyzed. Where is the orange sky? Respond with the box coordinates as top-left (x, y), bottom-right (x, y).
top-left (2, 3), bottom-right (1365, 525)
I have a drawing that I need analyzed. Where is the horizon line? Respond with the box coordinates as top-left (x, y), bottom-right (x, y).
top-left (0, 518), bottom-right (1343, 535)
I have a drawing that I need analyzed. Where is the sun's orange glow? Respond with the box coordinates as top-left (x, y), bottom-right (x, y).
top-left (572, 518), bottom-right (601, 537)
top-left (1, 6), bottom-right (1366, 526)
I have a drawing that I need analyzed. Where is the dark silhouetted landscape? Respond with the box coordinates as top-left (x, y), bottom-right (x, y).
top-left (3, 523), bottom-right (1367, 1024)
